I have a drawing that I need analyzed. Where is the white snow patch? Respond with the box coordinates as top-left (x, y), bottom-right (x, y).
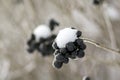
top-left (55, 28), bottom-right (77, 48)
top-left (33, 25), bottom-right (52, 42)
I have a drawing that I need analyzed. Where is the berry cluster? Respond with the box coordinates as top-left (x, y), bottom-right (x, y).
top-left (27, 34), bottom-right (56, 56)
top-left (52, 28), bottom-right (86, 69)
top-left (27, 19), bottom-right (59, 56)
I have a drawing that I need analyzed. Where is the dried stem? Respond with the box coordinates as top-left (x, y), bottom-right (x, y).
top-left (101, 5), bottom-right (118, 49)
top-left (81, 37), bottom-right (120, 54)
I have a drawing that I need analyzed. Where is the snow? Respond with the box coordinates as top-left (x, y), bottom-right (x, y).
top-left (55, 28), bottom-right (77, 48)
top-left (33, 25), bottom-right (52, 42)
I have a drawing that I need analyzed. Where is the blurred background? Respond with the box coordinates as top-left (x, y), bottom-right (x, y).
top-left (0, 0), bottom-right (120, 80)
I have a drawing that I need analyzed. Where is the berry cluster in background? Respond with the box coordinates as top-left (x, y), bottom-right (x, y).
top-left (27, 19), bottom-right (59, 56)
top-left (52, 28), bottom-right (86, 69)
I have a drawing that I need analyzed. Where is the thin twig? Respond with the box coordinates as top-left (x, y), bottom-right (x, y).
top-left (81, 37), bottom-right (120, 54)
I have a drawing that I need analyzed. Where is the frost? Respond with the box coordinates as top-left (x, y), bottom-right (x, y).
top-left (55, 28), bottom-right (77, 48)
top-left (33, 25), bottom-right (52, 42)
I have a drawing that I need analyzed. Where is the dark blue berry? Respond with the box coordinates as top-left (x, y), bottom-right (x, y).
top-left (93, 0), bottom-right (102, 5)
top-left (52, 42), bottom-right (59, 49)
top-left (40, 38), bottom-right (46, 43)
top-left (76, 31), bottom-right (82, 37)
top-left (68, 54), bottom-right (76, 59)
top-left (70, 51), bottom-right (77, 59)
top-left (66, 42), bottom-right (77, 52)
top-left (77, 50), bottom-right (85, 58)
top-left (63, 58), bottom-right (69, 64)
top-left (53, 61), bottom-right (63, 69)
top-left (56, 54), bottom-right (66, 62)
top-left (75, 39), bottom-right (83, 46)
top-left (31, 34), bottom-right (35, 40)
top-left (84, 76), bottom-right (90, 80)
top-left (51, 35), bottom-right (56, 39)
top-left (49, 19), bottom-right (59, 31)
top-left (79, 43), bottom-right (86, 50)
top-left (75, 39), bottom-right (86, 50)
top-left (71, 27), bottom-right (76, 29)
top-left (27, 34), bottom-right (35, 46)
top-left (27, 48), bottom-right (34, 53)
top-left (60, 48), bottom-right (67, 54)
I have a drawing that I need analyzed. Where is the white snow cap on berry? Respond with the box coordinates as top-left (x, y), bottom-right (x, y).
top-left (55, 28), bottom-right (78, 48)
top-left (33, 25), bottom-right (52, 42)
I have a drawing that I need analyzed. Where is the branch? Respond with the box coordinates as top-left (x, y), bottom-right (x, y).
top-left (81, 37), bottom-right (120, 54)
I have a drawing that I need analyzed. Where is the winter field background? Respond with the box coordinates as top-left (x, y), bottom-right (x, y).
top-left (0, 0), bottom-right (120, 80)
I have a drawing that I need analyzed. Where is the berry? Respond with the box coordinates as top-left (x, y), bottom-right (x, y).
top-left (31, 34), bottom-right (35, 40)
top-left (75, 39), bottom-right (86, 50)
top-left (63, 58), bottom-right (69, 64)
top-left (40, 38), bottom-right (46, 43)
top-left (60, 48), bottom-right (67, 54)
top-left (27, 34), bottom-right (35, 46)
top-left (38, 43), bottom-right (48, 56)
top-left (49, 19), bottom-right (59, 31)
top-left (56, 53), bottom-right (66, 62)
top-left (76, 31), bottom-right (82, 37)
top-left (70, 51), bottom-right (77, 59)
top-left (77, 50), bottom-right (85, 58)
top-left (85, 77), bottom-right (90, 80)
top-left (51, 35), bottom-right (56, 39)
top-left (52, 42), bottom-right (59, 49)
top-left (83, 76), bottom-right (90, 80)
top-left (93, 0), bottom-right (102, 5)
top-left (75, 39), bottom-right (83, 46)
top-left (27, 48), bottom-right (34, 53)
top-left (27, 40), bottom-right (31, 46)
top-left (69, 54), bottom-right (76, 59)
top-left (71, 27), bottom-right (76, 29)
top-left (53, 61), bottom-right (63, 69)
top-left (79, 43), bottom-right (86, 50)
top-left (66, 42), bottom-right (77, 52)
